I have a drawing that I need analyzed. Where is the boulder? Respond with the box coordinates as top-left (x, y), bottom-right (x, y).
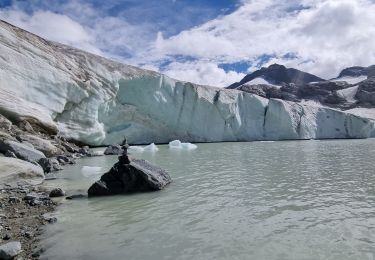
top-left (104, 145), bottom-right (123, 155)
top-left (56, 155), bottom-right (75, 165)
top-left (17, 120), bottom-right (35, 133)
top-left (0, 131), bottom-right (15, 142)
top-left (0, 157), bottom-right (44, 187)
top-left (88, 159), bottom-right (171, 196)
top-left (23, 193), bottom-right (50, 206)
top-left (78, 146), bottom-right (92, 156)
top-left (4, 150), bottom-right (17, 158)
top-left (49, 188), bottom-right (65, 197)
top-left (59, 141), bottom-right (80, 153)
top-left (0, 114), bottom-right (12, 131)
top-left (0, 139), bottom-right (46, 162)
top-left (38, 157), bottom-right (63, 173)
top-left (0, 241), bottom-right (22, 260)
top-left (19, 134), bottom-right (63, 157)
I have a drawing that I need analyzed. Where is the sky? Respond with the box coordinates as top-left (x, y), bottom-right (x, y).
top-left (0, 0), bottom-right (374, 87)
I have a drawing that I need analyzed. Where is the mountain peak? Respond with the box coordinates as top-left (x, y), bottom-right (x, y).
top-left (265, 64), bottom-right (287, 70)
top-left (338, 65), bottom-right (375, 78)
top-left (227, 64), bottom-right (325, 89)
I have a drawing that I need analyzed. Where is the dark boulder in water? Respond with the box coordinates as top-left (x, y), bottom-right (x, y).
top-left (89, 138), bottom-right (171, 196)
top-left (88, 158), bottom-right (171, 196)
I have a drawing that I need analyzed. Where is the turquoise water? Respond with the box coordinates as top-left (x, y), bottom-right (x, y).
top-left (41, 140), bottom-right (375, 260)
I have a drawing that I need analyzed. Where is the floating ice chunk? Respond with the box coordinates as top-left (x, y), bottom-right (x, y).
top-left (143, 143), bottom-right (159, 152)
top-left (168, 140), bottom-right (197, 150)
top-left (129, 143), bottom-right (159, 153)
top-left (81, 166), bottom-right (102, 177)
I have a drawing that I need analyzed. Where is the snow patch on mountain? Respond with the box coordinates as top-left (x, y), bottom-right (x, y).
top-left (336, 85), bottom-right (359, 103)
top-left (332, 76), bottom-right (367, 85)
top-left (247, 77), bottom-right (281, 88)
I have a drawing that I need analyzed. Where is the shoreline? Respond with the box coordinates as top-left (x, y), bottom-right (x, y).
top-left (0, 113), bottom-right (96, 259)
top-left (0, 184), bottom-right (58, 259)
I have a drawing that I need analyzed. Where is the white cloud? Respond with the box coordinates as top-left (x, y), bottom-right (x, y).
top-left (0, 9), bottom-right (101, 55)
top-left (162, 61), bottom-right (245, 87)
top-left (0, 0), bottom-right (375, 86)
top-left (153, 0), bottom-right (375, 79)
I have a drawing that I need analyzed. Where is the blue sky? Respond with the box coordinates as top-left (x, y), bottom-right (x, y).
top-left (0, 0), bottom-right (374, 86)
top-left (0, 0), bottom-right (238, 37)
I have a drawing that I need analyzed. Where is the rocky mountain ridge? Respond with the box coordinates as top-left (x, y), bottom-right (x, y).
top-left (228, 64), bottom-right (325, 89)
top-left (227, 64), bottom-right (375, 119)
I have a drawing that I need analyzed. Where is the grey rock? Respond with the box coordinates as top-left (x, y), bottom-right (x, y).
top-left (56, 155), bottom-right (75, 165)
top-left (49, 188), bottom-right (65, 197)
top-left (44, 176), bottom-right (57, 181)
top-left (0, 241), bottom-right (22, 260)
top-left (66, 194), bottom-right (87, 200)
top-left (0, 131), bottom-right (15, 141)
top-left (23, 192), bottom-right (50, 206)
top-left (88, 158), bottom-right (171, 196)
top-left (31, 248), bottom-right (44, 258)
top-left (21, 141), bottom-right (34, 149)
top-left (27, 199), bottom-right (41, 206)
top-left (38, 157), bottom-right (62, 173)
top-left (23, 193), bottom-right (39, 201)
top-left (78, 146), bottom-right (91, 155)
top-left (104, 145), bottom-right (123, 155)
top-left (19, 134), bottom-right (63, 157)
top-left (59, 141), bottom-right (79, 153)
top-left (24, 231), bottom-right (33, 239)
top-left (0, 114), bottom-right (12, 131)
top-left (0, 139), bottom-right (46, 162)
top-left (4, 151), bottom-right (17, 158)
top-left (355, 79), bottom-right (375, 105)
top-left (8, 197), bottom-right (21, 204)
top-left (0, 157), bottom-right (44, 187)
top-left (18, 120), bottom-right (35, 133)
top-left (43, 214), bottom-right (57, 224)
top-left (2, 233), bottom-right (11, 240)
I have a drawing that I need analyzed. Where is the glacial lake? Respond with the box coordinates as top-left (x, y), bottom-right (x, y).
top-left (41, 139), bottom-right (375, 260)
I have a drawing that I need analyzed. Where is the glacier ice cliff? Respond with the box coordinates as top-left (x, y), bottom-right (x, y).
top-left (0, 20), bottom-right (373, 145)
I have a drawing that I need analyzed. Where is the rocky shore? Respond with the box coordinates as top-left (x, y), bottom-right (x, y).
top-left (0, 185), bottom-right (57, 259)
top-left (0, 113), bottom-right (94, 259)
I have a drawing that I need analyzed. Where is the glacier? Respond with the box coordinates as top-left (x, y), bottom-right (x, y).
top-left (0, 20), bottom-right (373, 146)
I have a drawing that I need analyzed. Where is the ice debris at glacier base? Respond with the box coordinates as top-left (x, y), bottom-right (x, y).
top-left (169, 140), bottom-right (198, 150)
top-left (129, 143), bottom-right (159, 153)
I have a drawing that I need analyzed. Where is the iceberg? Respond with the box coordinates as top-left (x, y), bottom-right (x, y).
top-left (169, 140), bottom-right (197, 150)
top-left (143, 143), bottom-right (159, 152)
top-left (128, 143), bottom-right (159, 153)
top-left (0, 21), bottom-right (373, 146)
